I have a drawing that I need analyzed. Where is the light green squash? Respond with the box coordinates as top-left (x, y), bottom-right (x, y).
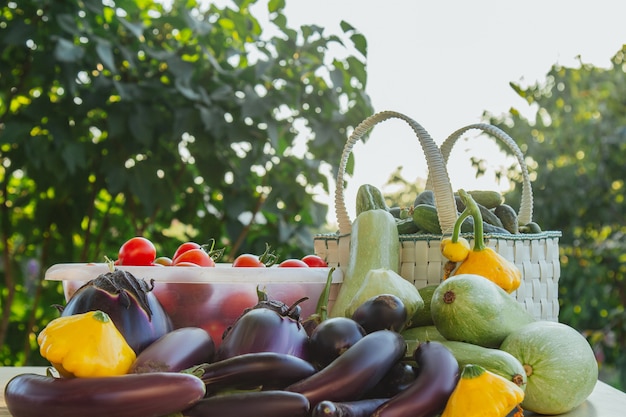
top-left (500, 320), bottom-right (599, 415)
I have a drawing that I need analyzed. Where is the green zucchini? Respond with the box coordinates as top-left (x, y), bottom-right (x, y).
top-left (439, 340), bottom-right (527, 388)
top-left (355, 184), bottom-right (388, 216)
top-left (408, 284), bottom-right (438, 327)
top-left (329, 209), bottom-right (400, 318)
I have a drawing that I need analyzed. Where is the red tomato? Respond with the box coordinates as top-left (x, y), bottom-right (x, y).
top-left (172, 248), bottom-right (215, 267)
top-left (301, 254), bottom-right (328, 267)
top-left (172, 242), bottom-right (202, 262)
top-left (232, 254), bottom-right (265, 267)
top-left (117, 236), bottom-right (156, 266)
top-left (278, 259), bottom-right (309, 268)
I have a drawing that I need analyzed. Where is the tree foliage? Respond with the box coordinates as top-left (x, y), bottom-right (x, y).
top-left (485, 47), bottom-right (626, 389)
top-left (0, 0), bottom-right (373, 365)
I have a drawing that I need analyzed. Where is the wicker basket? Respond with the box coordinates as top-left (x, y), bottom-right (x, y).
top-left (314, 110), bottom-right (561, 321)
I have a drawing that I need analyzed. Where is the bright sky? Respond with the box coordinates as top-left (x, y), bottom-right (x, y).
top-left (273, 0), bottom-right (626, 225)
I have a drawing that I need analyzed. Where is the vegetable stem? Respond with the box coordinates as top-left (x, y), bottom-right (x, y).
top-left (458, 189), bottom-right (485, 251)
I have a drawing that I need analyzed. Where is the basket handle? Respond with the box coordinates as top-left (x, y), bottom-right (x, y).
top-left (335, 110), bottom-right (458, 235)
top-left (426, 123), bottom-right (534, 225)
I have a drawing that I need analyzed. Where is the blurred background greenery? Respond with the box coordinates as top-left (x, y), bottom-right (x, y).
top-left (1, 0), bottom-right (624, 390)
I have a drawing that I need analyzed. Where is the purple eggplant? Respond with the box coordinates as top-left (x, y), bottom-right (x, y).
top-left (285, 330), bottom-right (406, 407)
top-left (183, 390), bottom-right (310, 417)
top-left (312, 398), bottom-right (389, 417)
top-left (371, 341), bottom-right (459, 417)
top-left (187, 351), bottom-right (316, 392)
top-left (130, 327), bottom-right (215, 373)
top-left (215, 298), bottom-right (309, 361)
top-left (307, 317), bottom-right (366, 369)
top-left (364, 362), bottom-right (417, 399)
top-left (351, 294), bottom-right (407, 333)
top-left (59, 268), bottom-right (173, 353)
top-left (4, 372), bottom-right (205, 417)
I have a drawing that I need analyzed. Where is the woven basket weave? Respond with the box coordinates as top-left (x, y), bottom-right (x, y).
top-left (314, 110), bottom-right (561, 321)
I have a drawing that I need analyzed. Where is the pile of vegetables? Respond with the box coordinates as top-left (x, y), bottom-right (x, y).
top-left (3, 184), bottom-right (599, 417)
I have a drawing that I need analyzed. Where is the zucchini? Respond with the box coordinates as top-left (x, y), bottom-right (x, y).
top-left (439, 340), bottom-right (527, 388)
top-left (408, 284), bottom-right (438, 327)
top-left (494, 204), bottom-right (519, 234)
top-left (329, 209), bottom-right (400, 318)
top-left (478, 204), bottom-right (504, 228)
top-left (355, 184), bottom-right (388, 216)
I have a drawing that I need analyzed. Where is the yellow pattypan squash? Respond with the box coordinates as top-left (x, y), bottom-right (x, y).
top-left (449, 190), bottom-right (521, 293)
top-left (442, 364), bottom-right (525, 417)
top-left (38, 310), bottom-right (136, 378)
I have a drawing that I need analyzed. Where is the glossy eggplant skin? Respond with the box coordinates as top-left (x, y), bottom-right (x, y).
top-left (312, 398), bottom-right (388, 417)
top-left (285, 330), bottom-right (406, 407)
top-left (215, 307), bottom-right (309, 361)
top-left (182, 390), bottom-right (310, 417)
top-left (372, 341), bottom-right (459, 417)
top-left (307, 317), bottom-right (366, 369)
top-left (190, 351), bottom-right (316, 392)
top-left (4, 372), bottom-right (206, 417)
top-left (61, 269), bottom-right (173, 353)
top-left (130, 327), bottom-right (215, 373)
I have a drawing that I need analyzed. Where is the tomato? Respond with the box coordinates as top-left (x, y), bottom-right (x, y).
top-left (232, 254), bottom-right (265, 267)
top-left (301, 254), bottom-right (328, 267)
top-left (172, 248), bottom-right (215, 267)
top-left (117, 236), bottom-right (157, 266)
top-left (172, 242), bottom-right (202, 262)
top-left (154, 256), bottom-right (173, 266)
top-left (278, 259), bottom-right (309, 268)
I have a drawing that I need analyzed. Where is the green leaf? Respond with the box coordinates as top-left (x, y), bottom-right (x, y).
top-left (54, 38), bottom-right (84, 63)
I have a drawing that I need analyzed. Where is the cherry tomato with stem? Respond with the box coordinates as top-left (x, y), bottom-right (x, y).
top-left (172, 248), bottom-right (215, 267)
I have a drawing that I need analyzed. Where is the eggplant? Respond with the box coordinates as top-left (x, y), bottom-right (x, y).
top-left (371, 340), bottom-right (459, 417)
top-left (187, 351), bottom-right (317, 392)
top-left (364, 362), bottom-right (417, 399)
top-left (285, 330), bottom-right (406, 407)
top-left (351, 294), bottom-right (407, 333)
top-left (4, 372), bottom-right (206, 417)
top-left (312, 398), bottom-right (389, 417)
top-left (307, 317), bottom-right (366, 369)
top-left (182, 390), bottom-right (310, 417)
top-left (130, 327), bottom-right (215, 373)
top-left (59, 268), bottom-right (173, 353)
top-left (216, 306), bottom-right (309, 361)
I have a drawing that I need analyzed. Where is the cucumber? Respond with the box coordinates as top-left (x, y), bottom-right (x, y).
top-left (477, 204), bottom-right (504, 228)
top-left (465, 190), bottom-right (504, 209)
top-left (519, 221), bottom-right (542, 234)
top-left (413, 190), bottom-right (435, 207)
top-left (355, 184), bottom-right (388, 216)
top-left (494, 204), bottom-right (519, 234)
top-left (408, 284), bottom-right (438, 327)
top-left (430, 274), bottom-right (535, 348)
top-left (329, 209), bottom-right (400, 318)
top-left (396, 217), bottom-right (420, 235)
top-left (411, 204), bottom-right (441, 234)
top-left (439, 340), bottom-right (527, 388)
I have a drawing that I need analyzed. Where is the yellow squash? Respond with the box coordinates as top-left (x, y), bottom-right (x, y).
top-left (38, 310), bottom-right (136, 378)
top-left (450, 190), bottom-right (521, 293)
top-left (442, 364), bottom-right (525, 417)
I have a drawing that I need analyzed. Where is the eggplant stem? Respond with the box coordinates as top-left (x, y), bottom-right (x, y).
top-left (287, 296), bottom-right (309, 316)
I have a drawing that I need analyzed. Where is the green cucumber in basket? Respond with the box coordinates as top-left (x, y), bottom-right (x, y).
top-left (355, 184), bottom-right (389, 216)
top-left (329, 209), bottom-right (400, 318)
top-left (412, 204), bottom-right (510, 235)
